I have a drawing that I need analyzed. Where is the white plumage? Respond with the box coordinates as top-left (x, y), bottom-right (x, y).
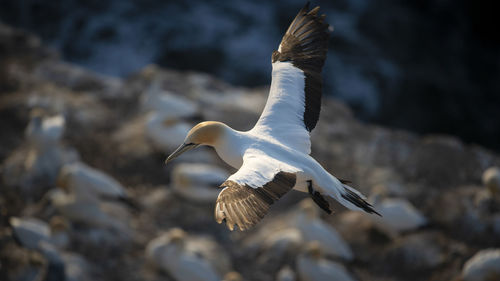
top-left (8, 110), bottom-right (79, 193)
top-left (57, 162), bottom-right (127, 202)
top-left (25, 112), bottom-right (66, 148)
top-left (251, 61), bottom-right (311, 154)
top-left (165, 4), bottom-right (378, 231)
top-left (462, 249), bottom-right (500, 281)
top-left (146, 229), bottom-right (223, 281)
top-left (248, 227), bottom-right (303, 264)
top-left (141, 79), bottom-right (198, 118)
top-left (9, 217), bottom-right (51, 250)
top-left (171, 163), bottom-right (229, 202)
top-left (292, 200), bottom-right (354, 260)
top-left (145, 112), bottom-right (191, 152)
top-left (50, 162), bottom-right (131, 233)
top-left (277, 266), bottom-right (296, 281)
top-left (9, 216), bottom-right (70, 250)
top-left (241, 200), bottom-right (353, 262)
top-left (369, 196), bottom-right (427, 235)
top-left (47, 189), bottom-right (129, 232)
top-left (297, 257), bottom-right (357, 281)
top-left (261, 228), bottom-right (303, 255)
top-left (297, 242), bottom-right (357, 281)
top-left (210, 125), bottom-right (377, 231)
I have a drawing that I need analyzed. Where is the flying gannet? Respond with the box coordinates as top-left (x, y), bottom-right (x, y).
top-left (166, 4), bottom-right (380, 231)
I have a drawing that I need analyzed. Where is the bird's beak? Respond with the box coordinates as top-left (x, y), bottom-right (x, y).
top-left (165, 143), bottom-right (198, 164)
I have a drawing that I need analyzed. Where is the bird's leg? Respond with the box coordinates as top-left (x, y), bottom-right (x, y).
top-left (307, 180), bottom-right (332, 214)
top-left (307, 180), bottom-right (314, 194)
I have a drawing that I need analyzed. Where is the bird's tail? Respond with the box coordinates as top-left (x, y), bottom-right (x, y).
top-left (337, 184), bottom-right (381, 216)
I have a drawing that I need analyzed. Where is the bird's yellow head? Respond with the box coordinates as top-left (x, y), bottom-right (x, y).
top-left (165, 121), bottom-right (226, 164)
top-left (168, 227), bottom-right (187, 244)
top-left (56, 169), bottom-right (71, 192)
top-left (223, 272), bottom-right (244, 281)
top-left (303, 241), bottom-right (323, 260)
top-left (299, 199), bottom-right (319, 218)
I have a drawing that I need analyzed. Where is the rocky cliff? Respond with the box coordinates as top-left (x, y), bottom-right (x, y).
top-left (1, 23), bottom-right (500, 281)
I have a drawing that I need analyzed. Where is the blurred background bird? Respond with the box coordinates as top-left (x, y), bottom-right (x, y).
top-left (146, 228), bottom-right (231, 281)
top-left (296, 241), bottom-right (357, 281)
top-left (1, 1), bottom-right (500, 281)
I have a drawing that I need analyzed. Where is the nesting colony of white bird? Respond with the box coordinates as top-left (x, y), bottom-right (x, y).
top-left (3, 107), bottom-right (136, 281)
top-left (2, 4), bottom-right (500, 281)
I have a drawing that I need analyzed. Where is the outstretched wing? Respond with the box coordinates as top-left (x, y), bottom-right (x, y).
top-left (252, 4), bottom-right (330, 154)
top-left (215, 152), bottom-right (297, 231)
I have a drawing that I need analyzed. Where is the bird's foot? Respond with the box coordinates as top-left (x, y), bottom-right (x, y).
top-left (307, 180), bottom-right (332, 214)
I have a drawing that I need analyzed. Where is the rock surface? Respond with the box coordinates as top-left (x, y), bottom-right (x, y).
top-left (1, 23), bottom-right (500, 281)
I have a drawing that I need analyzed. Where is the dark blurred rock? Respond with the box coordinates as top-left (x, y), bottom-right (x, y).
top-left (384, 232), bottom-right (445, 274)
top-left (61, 253), bottom-right (92, 281)
top-left (0, 230), bottom-right (50, 281)
top-left (1, 1), bottom-right (499, 151)
top-left (403, 136), bottom-right (481, 188)
top-left (34, 61), bottom-right (124, 98)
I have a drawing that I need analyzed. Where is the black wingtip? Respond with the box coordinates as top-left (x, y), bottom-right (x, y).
top-left (371, 207), bottom-right (382, 217)
top-left (303, 1), bottom-right (311, 11)
top-left (341, 188), bottom-right (382, 217)
top-left (274, 3), bottom-right (329, 133)
top-left (338, 178), bottom-right (352, 184)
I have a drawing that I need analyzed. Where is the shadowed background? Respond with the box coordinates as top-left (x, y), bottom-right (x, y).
top-left (1, 0), bottom-right (499, 150)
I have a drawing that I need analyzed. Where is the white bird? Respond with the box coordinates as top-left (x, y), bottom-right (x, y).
top-left (250, 227), bottom-right (303, 265)
top-left (9, 216), bottom-right (70, 250)
top-left (143, 112), bottom-right (217, 163)
top-left (146, 228), bottom-right (231, 274)
top-left (146, 228), bottom-right (222, 281)
top-left (277, 266), bottom-right (296, 281)
top-left (57, 162), bottom-right (128, 202)
top-left (145, 111), bottom-right (192, 152)
top-left (165, 4), bottom-right (379, 231)
top-left (368, 189), bottom-right (427, 235)
top-left (61, 252), bottom-right (92, 281)
top-left (261, 227), bottom-right (302, 254)
top-left (297, 242), bottom-right (357, 281)
top-left (47, 189), bottom-right (130, 232)
top-left (171, 163), bottom-right (229, 202)
top-left (25, 109), bottom-right (65, 149)
top-left (48, 216), bottom-right (70, 249)
top-left (292, 200), bottom-right (354, 260)
top-left (462, 249), bottom-right (500, 281)
top-left (7, 109), bottom-right (79, 192)
top-left (9, 217), bottom-right (51, 250)
top-left (141, 78), bottom-right (198, 118)
top-left (183, 233), bottom-right (232, 275)
top-left (482, 167), bottom-right (500, 198)
top-left (242, 201), bottom-right (352, 261)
